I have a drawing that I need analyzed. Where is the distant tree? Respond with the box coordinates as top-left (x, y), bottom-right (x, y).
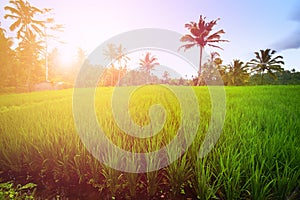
top-left (208, 51), bottom-right (220, 63)
top-left (115, 44), bottom-right (130, 85)
top-left (103, 43), bottom-right (117, 85)
top-left (0, 23), bottom-right (15, 87)
top-left (249, 48), bottom-right (284, 84)
top-left (179, 15), bottom-right (228, 85)
top-left (47, 48), bottom-right (61, 81)
top-left (139, 52), bottom-right (160, 83)
top-left (226, 60), bottom-right (250, 86)
top-left (162, 71), bottom-right (170, 84)
top-left (202, 52), bottom-right (223, 84)
top-left (248, 70), bottom-right (300, 85)
top-left (4, 0), bottom-right (53, 90)
top-left (71, 47), bottom-right (86, 82)
top-left (103, 43), bottom-right (117, 62)
top-left (76, 47), bottom-right (86, 65)
top-left (102, 43), bottom-right (130, 86)
top-left (16, 30), bottom-right (45, 89)
top-left (43, 17), bottom-right (64, 82)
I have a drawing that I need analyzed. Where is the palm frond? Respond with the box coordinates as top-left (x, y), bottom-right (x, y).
top-left (185, 21), bottom-right (196, 29)
top-left (178, 43), bottom-right (197, 51)
top-left (207, 44), bottom-right (223, 50)
top-left (197, 15), bottom-right (206, 30)
top-left (4, 14), bottom-right (19, 19)
top-left (206, 29), bottom-right (226, 41)
top-left (269, 56), bottom-right (284, 64)
top-left (207, 39), bottom-right (229, 43)
top-left (9, 19), bottom-right (21, 31)
top-left (180, 34), bottom-right (195, 43)
top-left (32, 20), bottom-right (46, 27)
top-left (270, 49), bottom-right (276, 55)
top-left (30, 6), bottom-right (43, 14)
top-left (191, 27), bottom-right (201, 36)
top-left (31, 24), bottom-right (43, 36)
top-left (4, 6), bottom-right (21, 15)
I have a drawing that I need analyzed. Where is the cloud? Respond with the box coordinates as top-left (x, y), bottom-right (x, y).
top-left (273, 2), bottom-right (300, 51)
top-left (291, 3), bottom-right (300, 21)
top-left (274, 30), bottom-right (300, 51)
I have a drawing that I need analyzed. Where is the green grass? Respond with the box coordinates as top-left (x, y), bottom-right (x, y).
top-left (0, 85), bottom-right (299, 199)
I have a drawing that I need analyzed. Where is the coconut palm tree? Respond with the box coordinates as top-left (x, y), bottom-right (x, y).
top-left (0, 24), bottom-right (15, 86)
top-left (115, 44), bottom-right (130, 85)
top-left (208, 51), bottom-right (220, 64)
top-left (162, 70), bottom-right (170, 84)
top-left (139, 52), bottom-right (160, 83)
top-left (4, 0), bottom-right (45, 40)
top-left (103, 43), bottom-right (117, 62)
top-left (17, 30), bottom-right (45, 90)
top-left (103, 43), bottom-right (118, 85)
top-left (249, 48), bottom-right (284, 84)
top-left (201, 52), bottom-right (224, 83)
top-left (226, 60), bottom-right (250, 86)
top-left (179, 15), bottom-right (229, 85)
top-left (103, 43), bottom-right (130, 86)
top-left (5, 0), bottom-right (53, 86)
top-left (116, 44), bottom-right (130, 67)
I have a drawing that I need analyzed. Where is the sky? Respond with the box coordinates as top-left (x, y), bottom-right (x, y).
top-left (1, 0), bottom-right (300, 73)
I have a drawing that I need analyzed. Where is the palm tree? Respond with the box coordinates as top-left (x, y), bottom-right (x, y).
top-left (116, 44), bottom-right (130, 67)
top-left (17, 30), bottom-right (45, 90)
top-left (103, 43), bottom-right (118, 85)
top-left (249, 48), bottom-right (284, 84)
top-left (43, 17), bottom-right (64, 82)
top-left (202, 52), bottom-right (224, 83)
top-left (4, 0), bottom-right (45, 40)
top-left (5, 0), bottom-right (53, 86)
top-left (226, 60), bottom-right (250, 86)
top-left (179, 15), bottom-right (228, 85)
top-left (162, 70), bottom-right (170, 84)
top-left (115, 44), bottom-right (130, 85)
top-left (103, 43), bottom-right (130, 86)
top-left (208, 51), bottom-right (220, 63)
top-left (0, 23), bottom-right (15, 87)
top-left (103, 43), bottom-right (117, 62)
top-left (139, 52), bottom-right (160, 83)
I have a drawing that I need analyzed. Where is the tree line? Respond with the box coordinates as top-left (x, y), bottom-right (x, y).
top-left (0, 0), bottom-right (299, 93)
top-left (0, 0), bottom-right (63, 91)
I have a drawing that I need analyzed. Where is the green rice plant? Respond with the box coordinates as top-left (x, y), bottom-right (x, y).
top-left (216, 147), bottom-right (248, 199)
top-left (165, 153), bottom-right (192, 198)
top-left (191, 156), bottom-right (220, 200)
top-left (100, 143), bottom-right (125, 199)
top-left (101, 166), bottom-right (123, 199)
top-left (272, 159), bottom-right (300, 199)
top-left (144, 140), bottom-right (165, 199)
top-left (0, 85), bottom-right (300, 199)
top-left (121, 150), bottom-right (142, 198)
top-left (0, 182), bottom-right (36, 200)
top-left (248, 156), bottom-right (274, 200)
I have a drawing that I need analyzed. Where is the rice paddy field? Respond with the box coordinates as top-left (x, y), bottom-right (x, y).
top-left (0, 85), bottom-right (299, 199)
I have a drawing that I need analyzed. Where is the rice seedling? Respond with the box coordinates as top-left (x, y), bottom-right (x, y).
top-left (0, 85), bottom-right (299, 199)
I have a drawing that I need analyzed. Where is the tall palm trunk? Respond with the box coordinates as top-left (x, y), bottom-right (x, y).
top-left (111, 64), bottom-right (115, 86)
top-left (196, 46), bottom-right (203, 86)
top-left (117, 67), bottom-right (121, 86)
top-left (45, 27), bottom-right (49, 82)
top-left (261, 72), bottom-right (264, 85)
